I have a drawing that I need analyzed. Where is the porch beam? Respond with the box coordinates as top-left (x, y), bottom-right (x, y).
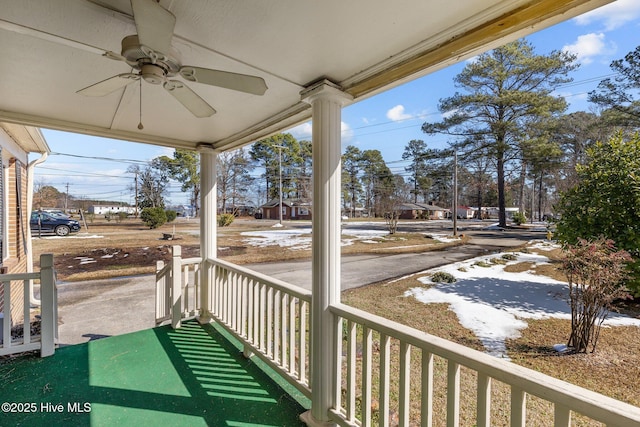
top-left (300, 79), bottom-right (352, 426)
top-left (197, 146), bottom-right (217, 323)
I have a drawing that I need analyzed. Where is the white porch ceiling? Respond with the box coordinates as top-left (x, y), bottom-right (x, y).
top-left (0, 0), bottom-right (612, 152)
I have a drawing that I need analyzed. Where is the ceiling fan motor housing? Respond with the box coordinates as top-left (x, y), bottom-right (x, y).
top-left (121, 34), bottom-right (181, 78)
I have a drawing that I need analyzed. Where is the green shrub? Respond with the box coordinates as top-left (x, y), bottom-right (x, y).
top-left (502, 253), bottom-right (518, 261)
top-left (473, 261), bottom-right (491, 268)
top-left (165, 210), bottom-right (177, 223)
top-left (218, 213), bottom-right (235, 227)
top-left (512, 211), bottom-right (526, 225)
top-left (116, 212), bottom-right (128, 223)
top-left (490, 257), bottom-right (507, 265)
top-left (140, 207), bottom-right (167, 229)
top-left (431, 271), bottom-right (456, 283)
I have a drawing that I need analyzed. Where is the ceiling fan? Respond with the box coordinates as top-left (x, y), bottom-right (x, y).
top-left (77, 0), bottom-right (267, 118)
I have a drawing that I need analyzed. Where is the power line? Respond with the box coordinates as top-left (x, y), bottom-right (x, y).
top-left (35, 166), bottom-right (131, 179)
top-left (49, 152), bottom-right (151, 164)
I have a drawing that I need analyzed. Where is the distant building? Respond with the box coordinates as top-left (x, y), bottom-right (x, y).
top-left (171, 205), bottom-right (195, 217)
top-left (342, 207), bottom-right (367, 218)
top-left (259, 199), bottom-right (311, 220)
top-left (88, 205), bottom-right (136, 216)
top-left (456, 206), bottom-right (476, 219)
top-left (398, 203), bottom-right (448, 220)
top-left (220, 205), bottom-right (256, 217)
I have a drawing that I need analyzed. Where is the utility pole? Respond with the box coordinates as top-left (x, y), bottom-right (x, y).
top-left (64, 182), bottom-right (69, 212)
top-left (134, 171), bottom-right (139, 217)
top-left (452, 152), bottom-right (458, 237)
top-left (274, 145), bottom-right (286, 226)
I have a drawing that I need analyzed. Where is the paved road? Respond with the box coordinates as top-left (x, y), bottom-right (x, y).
top-left (52, 226), bottom-right (545, 345)
top-left (247, 228), bottom-right (545, 290)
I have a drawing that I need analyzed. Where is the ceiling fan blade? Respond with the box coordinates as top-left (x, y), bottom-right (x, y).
top-left (163, 80), bottom-right (216, 118)
top-left (77, 73), bottom-right (139, 96)
top-left (179, 66), bottom-right (268, 96)
top-left (130, 0), bottom-right (176, 55)
top-left (103, 50), bottom-right (126, 62)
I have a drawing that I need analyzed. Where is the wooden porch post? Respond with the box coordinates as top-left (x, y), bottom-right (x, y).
top-left (197, 146), bottom-right (217, 324)
top-left (301, 80), bottom-right (352, 426)
top-left (39, 253), bottom-right (55, 357)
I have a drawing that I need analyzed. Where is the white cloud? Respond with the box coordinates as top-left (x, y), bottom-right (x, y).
top-left (386, 104), bottom-right (413, 122)
top-left (288, 122), bottom-right (312, 138)
top-left (341, 121), bottom-right (353, 141)
top-left (465, 55), bottom-right (479, 64)
top-left (562, 32), bottom-right (614, 64)
top-left (441, 108), bottom-right (458, 120)
top-left (287, 121), bottom-right (353, 142)
top-left (573, 0), bottom-right (640, 31)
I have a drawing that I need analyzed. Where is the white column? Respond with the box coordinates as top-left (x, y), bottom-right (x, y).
top-left (198, 146), bottom-right (217, 323)
top-left (300, 80), bottom-right (352, 426)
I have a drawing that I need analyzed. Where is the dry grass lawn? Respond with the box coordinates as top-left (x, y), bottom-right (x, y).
top-left (342, 246), bottom-right (640, 426)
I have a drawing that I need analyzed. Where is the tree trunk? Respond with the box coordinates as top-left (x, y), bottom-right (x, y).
top-left (537, 172), bottom-right (543, 221)
top-left (497, 153), bottom-right (506, 228)
top-left (519, 161), bottom-right (527, 214)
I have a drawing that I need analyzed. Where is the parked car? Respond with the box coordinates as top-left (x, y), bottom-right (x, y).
top-left (30, 211), bottom-right (80, 236)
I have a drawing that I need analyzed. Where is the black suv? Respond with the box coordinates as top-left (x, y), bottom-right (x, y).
top-left (30, 211), bottom-right (81, 236)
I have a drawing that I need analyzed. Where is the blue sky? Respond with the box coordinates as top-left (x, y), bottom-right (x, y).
top-left (36, 0), bottom-right (640, 206)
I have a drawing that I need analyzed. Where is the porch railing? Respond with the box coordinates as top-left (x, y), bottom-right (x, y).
top-left (155, 246), bottom-right (200, 328)
top-left (208, 257), bottom-right (312, 398)
top-left (330, 302), bottom-right (640, 427)
top-left (157, 246), bottom-right (640, 426)
top-left (0, 253), bottom-right (57, 357)
top-left (155, 246), bottom-right (312, 398)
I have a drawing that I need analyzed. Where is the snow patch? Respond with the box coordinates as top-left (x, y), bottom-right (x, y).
top-left (241, 227), bottom-right (390, 250)
top-left (405, 246), bottom-right (640, 359)
top-left (429, 234), bottom-right (461, 243)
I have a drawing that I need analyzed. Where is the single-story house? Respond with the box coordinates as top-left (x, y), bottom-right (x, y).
top-left (398, 202), bottom-right (448, 220)
top-left (342, 207), bottom-right (367, 218)
top-left (220, 205), bottom-right (256, 217)
top-left (88, 205), bottom-right (137, 216)
top-left (259, 199), bottom-right (311, 220)
top-left (0, 122), bottom-right (50, 326)
top-left (456, 206), bottom-right (476, 219)
top-left (486, 206), bottom-right (520, 219)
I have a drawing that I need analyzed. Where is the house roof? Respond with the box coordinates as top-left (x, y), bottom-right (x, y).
top-left (261, 198), bottom-right (311, 208)
top-left (0, 122), bottom-right (50, 154)
top-left (0, 0), bottom-right (611, 152)
top-left (399, 203), bottom-right (448, 212)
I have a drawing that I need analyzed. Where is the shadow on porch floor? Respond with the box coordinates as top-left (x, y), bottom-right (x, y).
top-left (1, 320), bottom-right (308, 426)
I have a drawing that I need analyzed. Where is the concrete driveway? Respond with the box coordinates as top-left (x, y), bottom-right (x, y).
top-left (247, 227), bottom-right (544, 289)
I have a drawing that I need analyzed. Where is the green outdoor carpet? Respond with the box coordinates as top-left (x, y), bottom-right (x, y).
top-left (0, 321), bottom-right (307, 426)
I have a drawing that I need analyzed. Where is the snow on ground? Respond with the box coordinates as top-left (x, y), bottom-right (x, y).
top-left (241, 228), bottom-right (312, 250)
top-left (429, 233), bottom-right (461, 243)
top-left (32, 234), bottom-right (104, 239)
top-left (241, 227), bottom-right (390, 249)
top-left (405, 245), bottom-right (640, 359)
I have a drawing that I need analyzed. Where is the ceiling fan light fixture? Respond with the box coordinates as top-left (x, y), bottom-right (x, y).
top-left (140, 64), bottom-right (165, 85)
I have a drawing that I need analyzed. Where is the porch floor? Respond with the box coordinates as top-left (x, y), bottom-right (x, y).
top-left (1, 320), bottom-right (308, 426)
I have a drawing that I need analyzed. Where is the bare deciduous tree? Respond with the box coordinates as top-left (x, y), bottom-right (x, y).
top-left (561, 237), bottom-right (632, 353)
